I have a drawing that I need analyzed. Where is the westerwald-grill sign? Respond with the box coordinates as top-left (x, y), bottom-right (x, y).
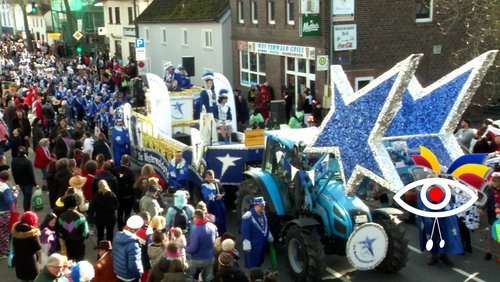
top-left (301, 15), bottom-right (320, 36)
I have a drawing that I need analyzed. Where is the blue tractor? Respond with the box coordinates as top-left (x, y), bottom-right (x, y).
top-left (236, 129), bottom-right (409, 281)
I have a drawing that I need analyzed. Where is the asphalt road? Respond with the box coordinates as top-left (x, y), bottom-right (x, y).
top-left (1, 167), bottom-right (499, 281)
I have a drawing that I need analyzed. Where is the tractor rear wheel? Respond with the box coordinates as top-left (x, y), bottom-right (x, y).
top-left (236, 178), bottom-right (260, 217)
top-left (285, 225), bottom-right (325, 282)
top-left (375, 218), bottom-right (409, 273)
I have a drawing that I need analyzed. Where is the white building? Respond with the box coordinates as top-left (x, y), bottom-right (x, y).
top-left (135, 0), bottom-right (233, 84)
top-left (102, 0), bottom-right (152, 63)
top-left (0, 0), bottom-right (18, 36)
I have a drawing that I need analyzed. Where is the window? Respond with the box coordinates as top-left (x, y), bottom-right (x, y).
top-left (161, 28), bottom-right (167, 44)
top-left (238, 0), bottom-right (244, 23)
top-left (287, 0), bottom-right (295, 25)
top-left (115, 7), bottom-right (121, 24)
top-left (202, 29), bottom-right (213, 49)
top-left (145, 27), bottom-right (150, 42)
top-left (285, 57), bottom-right (316, 107)
top-left (240, 50), bottom-right (266, 86)
top-left (128, 7), bottom-right (134, 24)
top-left (268, 0), bottom-right (275, 24)
top-left (115, 40), bottom-right (122, 59)
top-left (416, 0), bottom-right (433, 22)
top-left (251, 1), bottom-right (258, 24)
top-left (181, 28), bottom-right (188, 46)
top-left (108, 7), bottom-right (113, 24)
top-left (355, 77), bottom-right (374, 92)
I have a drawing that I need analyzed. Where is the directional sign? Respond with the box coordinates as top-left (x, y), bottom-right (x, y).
top-left (135, 48), bottom-right (146, 61)
top-left (98, 27), bottom-right (106, 36)
top-left (73, 31), bottom-right (83, 41)
top-left (135, 38), bottom-right (145, 48)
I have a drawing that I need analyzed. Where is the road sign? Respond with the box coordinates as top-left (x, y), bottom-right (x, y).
top-left (73, 31), bottom-right (83, 41)
top-left (135, 48), bottom-right (146, 61)
top-left (135, 38), bottom-right (145, 48)
top-left (98, 27), bottom-right (106, 36)
top-left (77, 19), bottom-right (83, 32)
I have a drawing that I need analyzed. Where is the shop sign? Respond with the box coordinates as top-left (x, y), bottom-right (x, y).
top-left (333, 0), bottom-right (355, 21)
top-left (248, 42), bottom-right (315, 60)
top-left (316, 55), bottom-right (329, 71)
top-left (301, 0), bottom-right (320, 14)
top-left (301, 15), bottom-right (320, 36)
top-left (334, 24), bottom-right (357, 51)
top-left (123, 27), bottom-right (136, 37)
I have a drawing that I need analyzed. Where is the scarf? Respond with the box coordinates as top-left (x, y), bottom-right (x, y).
top-left (195, 217), bottom-right (209, 226)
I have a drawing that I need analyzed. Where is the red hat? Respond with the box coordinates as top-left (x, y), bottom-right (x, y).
top-left (21, 211), bottom-right (38, 226)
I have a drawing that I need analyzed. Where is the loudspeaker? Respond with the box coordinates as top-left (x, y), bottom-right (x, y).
top-left (270, 100), bottom-right (287, 125)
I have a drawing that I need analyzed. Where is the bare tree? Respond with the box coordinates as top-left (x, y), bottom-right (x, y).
top-left (435, 0), bottom-right (499, 107)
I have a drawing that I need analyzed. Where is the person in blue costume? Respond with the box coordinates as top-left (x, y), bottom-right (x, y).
top-left (417, 188), bottom-right (463, 266)
top-left (241, 196), bottom-right (274, 269)
top-left (199, 70), bottom-right (217, 114)
top-left (73, 89), bottom-right (87, 121)
top-left (169, 150), bottom-right (188, 189)
top-left (96, 104), bottom-right (111, 139)
top-left (201, 169), bottom-right (226, 234)
top-left (111, 117), bottom-right (131, 166)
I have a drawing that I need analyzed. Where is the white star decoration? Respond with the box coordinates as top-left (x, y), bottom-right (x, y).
top-left (115, 136), bottom-right (121, 142)
top-left (217, 154), bottom-right (241, 179)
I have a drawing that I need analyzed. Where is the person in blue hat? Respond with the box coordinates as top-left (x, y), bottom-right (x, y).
top-left (200, 70), bottom-right (217, 114)
top-left (111, 117), bottom-right (131, 166)
top-left (96, 104), bottom-right (111, 139)
top-left (241, 196), bottom-right (274, 268)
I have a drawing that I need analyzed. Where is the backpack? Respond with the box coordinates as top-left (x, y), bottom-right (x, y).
top-left (32, 187), bottom-right (43, 211)
top-left (172, 206), bottom-right (189, 233)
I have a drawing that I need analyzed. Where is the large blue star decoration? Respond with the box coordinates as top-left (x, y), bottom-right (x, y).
top-left (307, 55), bottom-right (422, 195)
top-left (173, 101), bottom-right (184, 114)
top-left (357, 237), bottom-right (377, 257)
top-left (384, 50), bottom-right (498, 168)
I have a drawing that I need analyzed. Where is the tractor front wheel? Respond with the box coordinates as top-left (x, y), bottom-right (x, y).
top-left (285, 225), bottom-right (325, 282)
top-left (375, 217), bottom-right (409, 273)
top-left (236, 178), bottom-right (260, 217)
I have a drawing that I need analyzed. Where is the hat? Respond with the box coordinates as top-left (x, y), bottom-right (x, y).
top-left (39, 138), bottom-right (50, 146)
top-left (177, 64), bottom-right (184, 70)
top-left (69, 175), bottom-right (87, 188)
top-left (94, 240), bottom-right (112, 251)
top-left (21, 211), bottom-right (38, 226)
top-left (126, 215), bottom-right (144, 230)
top-left (202, 70), bottom-right (214, 81)
top-left (253, 196), bottom-right (266, 205)
top-left (164, 61), bottom-right (173, 69)
top-left (221, 238), bottom-right (235, 252)
top-left (52, 99), bottom-right (61, 106)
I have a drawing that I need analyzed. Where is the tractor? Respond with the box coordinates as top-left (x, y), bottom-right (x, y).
top-left (236, 128), bottom-right (409, 281)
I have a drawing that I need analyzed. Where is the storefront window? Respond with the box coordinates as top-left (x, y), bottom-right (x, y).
top-left (240, 50), bottom-right (266, 86)
top-left (285, 57), bottom-right (316, 109)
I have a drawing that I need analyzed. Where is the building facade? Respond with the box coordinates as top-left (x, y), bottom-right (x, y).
top-left (103, 0), bottom-right (152, 63)
top-left (136, 0), bottom-right (233, 84)
top-left (231, 0), bottom-right (462, 109)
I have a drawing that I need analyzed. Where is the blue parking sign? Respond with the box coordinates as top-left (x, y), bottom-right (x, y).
top-left (135, 38), bottom-right (145, 48)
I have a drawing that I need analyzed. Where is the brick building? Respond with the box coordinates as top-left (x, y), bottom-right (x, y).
top-left (231, 0), bottom-right (462, 110)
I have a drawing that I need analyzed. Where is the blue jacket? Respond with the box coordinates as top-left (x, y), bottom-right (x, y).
top-left (185, 221), bottom-right (217, 260)
top-left (112, 231), bottom-right (143, 280)
top-left (0, 182), bottom-right (15, 212)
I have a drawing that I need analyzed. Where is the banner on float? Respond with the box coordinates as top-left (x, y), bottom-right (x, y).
top-left (146, 73), bottom-right (172, 137)
top-left (213, 72), bottom-right (237, 131)
top-left (136, 148), bottom-right (170, 182)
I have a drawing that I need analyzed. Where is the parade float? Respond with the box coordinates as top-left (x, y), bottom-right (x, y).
top-left (122, 72), bottom-right (264, 201)
top-left (235, 50), bottom-right (498, 281)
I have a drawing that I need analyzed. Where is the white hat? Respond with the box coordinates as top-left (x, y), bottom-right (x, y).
top-left (164, 61), bottom-right (173, 69)
top-left (126, 215), bottom-right (144, 230)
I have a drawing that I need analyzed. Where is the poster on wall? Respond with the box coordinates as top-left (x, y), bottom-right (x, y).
top-left (334, 24), bottom-right (357, 51)
top-left (333, 0), bottom-right (355, 21)
top-left (301, 0), bottom-right (320, 14)
top-left (301, 15), bottom-right (320, 36)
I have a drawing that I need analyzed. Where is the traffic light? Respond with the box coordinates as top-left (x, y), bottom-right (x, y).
top-left (31, 2), bottom-right (37, 13)
top-left (76, 46), bottom-right (82, 53)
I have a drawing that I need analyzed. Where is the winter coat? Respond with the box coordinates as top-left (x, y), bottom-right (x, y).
top-left (11, 155), bottom-right (37, 185)
top-left (32, 124), bottom-right (45, 150)
top-left (113, 165), bottom-right (136, 199)
top-left (34, 266), bottom-right (69, 282)
top-left (34, 145), bottom-right (52, 169)
top-left (56, 208), bottom-right (89, 241)
top-left (12, 222), bottom-right (42, 280)
top-left (147, 243), bottom-right (166, 268)
top-left (148, 258), bottom-right (171, 282)
top-left (89, 191), bottom-right (119, 224)
top-left (92, 139), bottom-right (112, 160)
top-left (185, 221), bottom-right (217, 260)
top-left (53, 168), bottom-right (72, 199)
top-left (0, 181), bottom-right (16, 211)
top-left (140, 192), bottom-right (162, 218)
top-left (112, 230), bottom-right (143, 280)
top-left (92, 251), bottom-right (119, 282)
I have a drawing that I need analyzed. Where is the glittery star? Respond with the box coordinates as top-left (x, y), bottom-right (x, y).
top-left (384, 51), bottom-right (498, 168)
top-left (216, 154), bottom-right (241, 179)
top-left (308, 55), bottom-right (421, 194)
